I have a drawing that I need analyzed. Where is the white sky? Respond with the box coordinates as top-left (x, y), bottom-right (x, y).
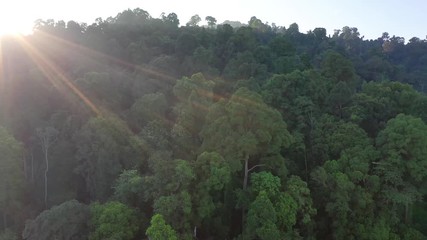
top-left (1, 0), bottom-right (426, 40)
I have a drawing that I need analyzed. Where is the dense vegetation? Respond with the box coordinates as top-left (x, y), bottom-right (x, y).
top-left (1, 8), bottom-right (427, 239)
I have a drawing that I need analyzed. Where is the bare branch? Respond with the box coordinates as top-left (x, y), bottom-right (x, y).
top-left (248, 164), bottom-right (265, 173)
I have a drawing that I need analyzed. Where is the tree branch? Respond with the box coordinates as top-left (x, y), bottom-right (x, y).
top-left (248, 164), bottom-right (265, 173)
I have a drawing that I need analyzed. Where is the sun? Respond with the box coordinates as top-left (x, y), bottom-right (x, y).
top-left (0, 21), bottom-right (32, 37)
top-left (0, 7), bottom-right (33, 37)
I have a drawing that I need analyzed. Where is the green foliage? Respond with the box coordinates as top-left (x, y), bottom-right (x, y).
top-left (186, 14), bottom-right (201, 27)
top-left (202, 87), bottom-right (292, 173)
top-left (402, 227), bottom-right (425, 240)
top-left (245, 191), bottom-right (280, 240)
top-left (376, 114), bottom-right (427, 208)
top-left (286, 176), bottom-right (317, 233)
top-left (74, 116), bottom-right (144, 201)
top-left (274, 192), bottom-right (298, 232)
top-left (349, 81), bottom-right (427, 135)
top-left (311, 121), bottom-right (382, 239)
top-left (250, 171), bottom-right (281, 198)
top-left (321, 51), bottom-right (357, 84)
top-left (326, 81), bottom-right (353, 118)
top-left (130, 92), bottom-right (168, 128)
top-left (195, 152), bottom-right (231, 192)
top-left (172, 73), bottom-right (215, 157)
top-left (191, 152), bottom-right (231, 237)
top-left (23, 200), bottom-right (89, 240)
top-left (113, 170), bottom-right (144, 207)
top-left (2, 7), bottom-right (427, 240)
top-left (153, 191), bottom-right (192, 231)
top-left (146, 214), bottom-right (178, 240)
top-left (0, 126), bottom-right (24, 229)
top-left (205, 16), bottom-right (217, 28)
top-left (247, 172), bottom-right (313, 237)
top-left (261, 70), bottom-right (330, 132)
top-left (223, 51), bottom-right (268, 81)
top-left (89, 201), bottom-right (139, 240)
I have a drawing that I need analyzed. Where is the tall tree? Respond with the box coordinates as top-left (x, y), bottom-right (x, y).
top-left (186, 14), bottom-right (201, 27)
top-left (376, 114), bottom-right (427, 224)
top-left (201, 87), bottom-right (292, 232)
top-left (172, 73), bottom-right (215, 158)
top-left (36, 126), bottom-right (58, 209)
top-left (74, 117), bottom-right (144, 201)
top-left (205, 16), bottom-right (217, 28)
top-left (202, 87), bottom-right (292, 188)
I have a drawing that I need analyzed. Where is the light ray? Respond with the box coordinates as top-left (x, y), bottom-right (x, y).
top-left (15, 35), bottom-right (101, 115)
top-left (17, 33), bottom-right (178, 130)
top-left (33, 30), bottom-right (236, 109)
top-left (34, 30), bottom-right (176, 83)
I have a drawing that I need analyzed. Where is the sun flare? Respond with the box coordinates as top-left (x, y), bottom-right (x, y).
top-left (0, 22), bottom-right (32, 37)
top-left (0, 6), bottom-right (33, 36)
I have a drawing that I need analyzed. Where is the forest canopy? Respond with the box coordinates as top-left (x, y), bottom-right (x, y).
top-left (0, 7), bottom-right (427, 240)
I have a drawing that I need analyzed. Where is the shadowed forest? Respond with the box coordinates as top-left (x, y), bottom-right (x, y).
top-left (1, 8), bottom-right (427, 239)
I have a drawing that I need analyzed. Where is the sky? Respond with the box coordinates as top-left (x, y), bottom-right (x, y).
top-left (1, 0), bottom-right (426, 40)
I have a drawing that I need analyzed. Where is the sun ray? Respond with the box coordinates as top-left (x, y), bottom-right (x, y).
top-left (14, 30), bottom-right (257, 135)
top-left (32, 30), bottom-right (236, 108)
top-left (15, 35), bottom-right (101, 116)
top-left (14, 33), bottom-right (178, 129)
top-left (34, 30), bottom-right (177, 83)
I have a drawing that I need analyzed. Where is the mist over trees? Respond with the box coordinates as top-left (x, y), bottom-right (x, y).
top-left (1, 7), bottom-right (427, 239)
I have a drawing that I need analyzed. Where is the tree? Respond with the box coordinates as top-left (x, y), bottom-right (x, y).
top-left (348, 81), bottom-right (426, 136)
top-left (248, 172), bottom-right (315, 238)
top-left (205, 16), bottom-right (217, 28)
top-left (172, 73), bottom-right (215, 158)
top-left (313, 28), bottom-right (327, 41)
top-left (74, 117), bottom-right (144, 201)
top-left (192, 152), bottom-right (231, 237)
top-left (245, 191), bottom-right (281, 240)
top-left (376, 114), bottom-right (427, 223)
top-left (130, 92), bottom-right (168, 129)
top-left (175, 33), bottom-right (199, 57)
top-left (326, 81), bottom-right (353, 118)
top-left (186, 14), bottom-right (201, 27)
top-left (250, 172), bottom-right (297, 235)
top-left (285, 176), bottom-right (317, 237)
top-left (36, 126), bottom-right (58, 209)
top-left (152, 161), bottom-right (194, 233)
top-left (202, 87), bottom-right (292, 189)
top-left (321, 51), bottom-right (357, 85)
top-left (286, 23), bottom-right (300, 41)
top-left (162, 12), bottom-right (179, 27)
top-left (310, 126), bottom-right (388, 239)
top-left (223, 51), bottom-right (268, 81)
top-left (248, 16), bottom-right (269, 32)
top-left (113, 170), bottom-right (144, 207)
top-left (201, 88), bottom-right (292, 233)
top-left (0, 127), bottom-right (24, 231)
top-left (89, 201), bottom-right (139, 240)
top-left (146, 214), bottom-right (178, 240)
top-left (22, 200), bottom-right (89, 240)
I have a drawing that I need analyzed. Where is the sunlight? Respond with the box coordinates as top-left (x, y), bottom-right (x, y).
top-left (0, 4), bottom-right (33, 36)
top-left (15, 35), bottom-right (101, 115)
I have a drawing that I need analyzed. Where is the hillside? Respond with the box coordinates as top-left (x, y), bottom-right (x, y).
top-left (1, 8), bottom-right (427, 239)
